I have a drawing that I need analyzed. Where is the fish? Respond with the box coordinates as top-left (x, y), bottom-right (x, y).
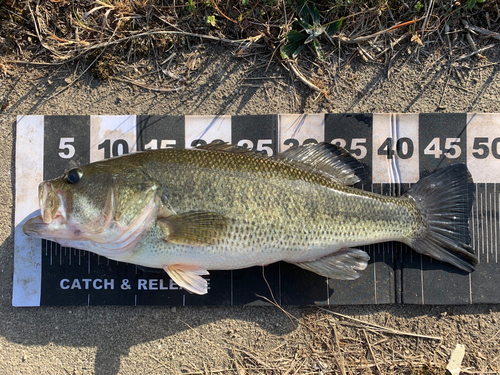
top-left (23, 142), bottom-right (478, 295)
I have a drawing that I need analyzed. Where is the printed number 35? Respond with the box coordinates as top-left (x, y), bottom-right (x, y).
top-left (331, 138), bottom-right (367, 159)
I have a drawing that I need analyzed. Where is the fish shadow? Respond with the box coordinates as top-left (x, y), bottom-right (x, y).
top-left (3, 226), bottom-right (500, 375)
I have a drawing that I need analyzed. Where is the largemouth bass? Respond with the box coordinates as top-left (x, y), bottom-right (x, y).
top-left (23, 142), bottom-right (477, 295)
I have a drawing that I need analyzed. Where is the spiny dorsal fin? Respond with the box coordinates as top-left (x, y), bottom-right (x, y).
top-left (195, 141), bottom-right (365, 185)
top-left (276, 142), bottom-right (365, 185)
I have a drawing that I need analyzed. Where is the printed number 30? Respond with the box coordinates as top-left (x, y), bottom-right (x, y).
top-left (58, 138), bottom-right (75, 159)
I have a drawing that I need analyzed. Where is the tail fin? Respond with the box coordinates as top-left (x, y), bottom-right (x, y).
top-left (405, 164), bottom-right (478, 272)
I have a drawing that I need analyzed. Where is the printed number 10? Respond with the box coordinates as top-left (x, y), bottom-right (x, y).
top-left (98, 139), bottom-right (129, 159)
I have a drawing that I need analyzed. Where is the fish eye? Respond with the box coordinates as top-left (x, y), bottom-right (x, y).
top-left (65, 168), bottom-right (83, 184)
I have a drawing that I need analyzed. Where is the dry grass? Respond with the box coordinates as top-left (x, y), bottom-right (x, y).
top-left (174, 305), bottom-right (500, 375)
top-left (0, 0), bottom-right (499, 95)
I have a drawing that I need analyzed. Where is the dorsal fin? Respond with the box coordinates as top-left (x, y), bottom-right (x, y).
top-left (195, 141), bottom-right (365, 185)
top-left (275, 142), bottom-right (365, 185)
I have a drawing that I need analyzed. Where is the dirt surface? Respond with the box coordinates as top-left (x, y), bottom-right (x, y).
top-left (1, 43), bottom-right (500, 374)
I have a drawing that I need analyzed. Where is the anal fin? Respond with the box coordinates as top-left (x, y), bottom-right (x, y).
top-left (164, 265), bottom-right (209, 295)
top-left (292, 248), bottom-right (370, 280)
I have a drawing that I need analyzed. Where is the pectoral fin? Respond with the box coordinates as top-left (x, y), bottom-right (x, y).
top-left (293, 248), bottom-right (370, 280)
top-left (163, 265), bottom-right (209, 295)
top-left (157, 211), bottom-right (229, 246)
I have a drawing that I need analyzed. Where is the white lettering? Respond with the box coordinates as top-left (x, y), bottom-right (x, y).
top-left (60, 279), bottom-right (70, 290)
top-left (71, 279), bottom-right (82, 290)
top-left (138, 279), bottom-right (147, 290)
top-left (149, 279), bottom-right (158, 290)
top-left (104, 279), bottom-right (114, 290)
top-left (60, 278), bottom-right (116, 290)
top-left (82, 279), bottom-right (92, 289)
top-left (93, 279), bottom-right (102, 289)
top-left (169, 279), bottom-right (179, 289)
top-left (159, 279), bottom-right (169, 290)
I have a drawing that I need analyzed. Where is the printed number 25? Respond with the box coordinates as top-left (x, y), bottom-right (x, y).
top-left (59, 138), bottom-right (75, 159)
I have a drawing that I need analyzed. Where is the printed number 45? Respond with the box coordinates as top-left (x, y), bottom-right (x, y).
top-left (59, 137), bottom-right (75, 159)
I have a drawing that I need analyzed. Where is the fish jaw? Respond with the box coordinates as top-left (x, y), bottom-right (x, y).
top-left (39, 182), bottom-right (63, 224)
top-left (25, 182), bottom-right (80, 241)
top-left (23, 214), bottom-right (85, 243)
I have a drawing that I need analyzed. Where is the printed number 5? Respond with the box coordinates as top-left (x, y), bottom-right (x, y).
top-left (58, 138), bottom-right (75, 159)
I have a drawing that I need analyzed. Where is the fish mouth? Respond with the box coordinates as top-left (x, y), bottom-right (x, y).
top-left (39, 182), bottom-right (65, 224)
top-left (23, 182), bottom-right (71, 239)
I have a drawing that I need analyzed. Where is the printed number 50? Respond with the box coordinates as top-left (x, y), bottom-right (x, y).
top-left (59, 137), bottom-right (75, 159)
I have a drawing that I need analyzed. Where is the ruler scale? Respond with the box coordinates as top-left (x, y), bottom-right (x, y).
top-left (13, 114), bottom-right (500, 306)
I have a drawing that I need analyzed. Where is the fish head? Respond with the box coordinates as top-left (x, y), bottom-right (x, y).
top-left (23, 161), bottom-right (159, 256)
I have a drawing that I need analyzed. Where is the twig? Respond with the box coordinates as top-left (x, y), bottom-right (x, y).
top-left (229, 346), bottom-right (275, 370)
top-left (363, 329), bottom-right (383, 375)
top-left (437, 66), bottom-right (451, 109)
top-left (449, 83), bottom-right (473, 93)
top-left (211, 0), bottom-right (237, 24)
top-left (336, 17), bottom-right (423, 44)
top-left (256, 294), bottom-right (298, 329)
top-left (286, 61), bottom-right (327, 97)
top-left (469, 62), bottom-right (499, 70)
top-left (5, 60), bottom-right (67, 66)
top-left (421, 0), bottom-right (436, 35)
top-left (463, 22), bottom-right (500, 41)
top-left (332, 323), bottom-right (347, 375)
top-left (466, 31), bottom-right (481, 54)
top-left (317, 308), bottom-right (443, 341)
top-left (455, 44), bottom-right (495, 61)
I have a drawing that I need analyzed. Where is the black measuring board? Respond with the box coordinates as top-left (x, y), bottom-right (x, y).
top-left (13, 113), bottom-right (500, 307)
